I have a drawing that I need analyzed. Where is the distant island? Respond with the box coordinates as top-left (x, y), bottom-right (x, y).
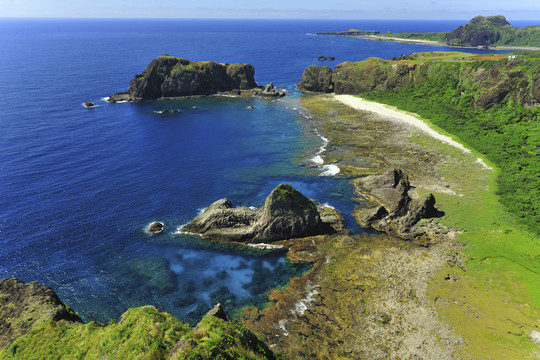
top-left (317, 15), bottom-right (540, 49)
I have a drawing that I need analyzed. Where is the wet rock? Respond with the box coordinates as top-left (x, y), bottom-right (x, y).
top-left (84, 101), bottom-right (95, 108)
top-left (147, 221), bottom-right (164, 234)
top-left (160, 109), bottom-right (181, 114)
top-left (246, 105), bottom-right (255, 110)
top-left (182, 183), bottom-right (338, 243)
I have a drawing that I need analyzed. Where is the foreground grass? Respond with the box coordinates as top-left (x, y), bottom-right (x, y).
top-left (1, 306), bottom-right (278, 360)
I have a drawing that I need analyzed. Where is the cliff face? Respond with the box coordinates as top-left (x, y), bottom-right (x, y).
top-left (109, 55), bottom-right (258, 102)
top-left (299, 52), bottom-right (540, 109)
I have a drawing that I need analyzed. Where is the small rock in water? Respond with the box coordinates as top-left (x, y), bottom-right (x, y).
top-left (246, 105), bottom-right (255, 110)
top-left (83, 101), bottom-right (95, 108)
top-left (161, 109), bottom-right (181, 114)
top-left (147, 221), bottom-right (164, 234)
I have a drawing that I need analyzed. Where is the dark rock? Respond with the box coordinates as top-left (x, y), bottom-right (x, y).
top-left (259, 82), bottom-right (286, 98)
top-left (317, 56), bottom-right (327, 61)
top-left (83, 101), bottom-right (95, 108)
top-left (355, 169), bottom-right (444, 239)
top-left (160, 109), bottom-right (181, 114)
top-left (181, 183), bottom-right (338, 243)
top-left (298, 65), bottom-right (333, 93)
top-left (246, 105), bottom-right (255, 110)
top-left (0, 277), bottom-right (82, 349)
top-left (147, 221), bottom-right (164, 234)
top-left (327, 56), bottom-right (336, 61)
top-left (109, 55), bottom-right (258, 102)
top-left (204, 303), bottom-right (229, 321)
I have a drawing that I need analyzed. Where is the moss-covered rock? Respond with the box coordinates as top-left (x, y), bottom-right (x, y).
top-left (109, 55), bottom-right (258, 102)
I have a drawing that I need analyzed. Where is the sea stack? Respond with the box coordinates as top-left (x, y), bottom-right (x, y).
top-left (181, 183), bottom-right (340, 243)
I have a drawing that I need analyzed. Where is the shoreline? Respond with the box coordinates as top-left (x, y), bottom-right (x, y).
top-left (322, 33), bottom-right (540, 51)
top-left (333, 94), bottom-right (492, 170)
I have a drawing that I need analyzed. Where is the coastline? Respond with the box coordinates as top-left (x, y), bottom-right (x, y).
top-left (322, 33), bottom-right (540, 51)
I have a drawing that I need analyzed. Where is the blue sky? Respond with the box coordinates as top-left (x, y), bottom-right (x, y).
top-left (0, 0), bottom-right (538, 20)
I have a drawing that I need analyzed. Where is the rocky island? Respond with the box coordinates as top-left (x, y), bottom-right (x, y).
top-left (181, 183), bottom-right (340, 243)
top-left (109, 55), bottom-right (285, 102)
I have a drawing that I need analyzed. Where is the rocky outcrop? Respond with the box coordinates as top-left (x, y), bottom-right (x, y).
top-left (181, 183), bottom-right (339, 243)
top-left (298, 65), bottom-right (333, 93)
top-left (83, 101), bottom-right (95, 108)
top-left (299, 53), bottom-right (540, 109)
top-left (443, 15), bottom-right (510, 47)
top-left (0, 277), bottom-right (82, 349)
top-left (147, 221), bottom-right (164, 234)
top-left (354, 169), bottom-right (444, 240)
top-left (109, 55), bottom-right (260, 102)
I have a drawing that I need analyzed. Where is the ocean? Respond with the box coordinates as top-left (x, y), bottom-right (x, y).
top-left (0, 18), bottom-right (523, 324)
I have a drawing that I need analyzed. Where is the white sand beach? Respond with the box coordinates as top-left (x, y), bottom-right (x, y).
top-left (334, 94), bottom-right (492, 169)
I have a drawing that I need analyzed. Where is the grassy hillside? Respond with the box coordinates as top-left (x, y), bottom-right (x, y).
top-left (1, 305), bottom-right (280, 359)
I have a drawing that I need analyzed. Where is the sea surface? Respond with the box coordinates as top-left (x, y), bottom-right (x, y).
top-left (0, 18), bottom-right (523, 323)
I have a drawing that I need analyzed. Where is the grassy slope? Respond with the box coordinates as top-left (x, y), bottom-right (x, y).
top-left (1, 306), bottom-right (279, 360)
top-left (351, 53), bottom-right (540, 356)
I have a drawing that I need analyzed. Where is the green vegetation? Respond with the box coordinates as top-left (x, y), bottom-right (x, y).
top-left (338, 16), bottom-right (540, 48)
top-left (379, 31), bottom-right (446, 42)
top-left (360, 51), bottom-right (540, 235)
top-left (1, 306), bottom-right (278, 360)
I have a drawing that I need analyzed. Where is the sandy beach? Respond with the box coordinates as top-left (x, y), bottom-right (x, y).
top-left (334, 95), bottom-right (469, 151)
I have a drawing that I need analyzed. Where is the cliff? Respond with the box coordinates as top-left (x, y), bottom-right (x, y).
top-left (182, 183), bottom-right (340, 242)
top-left (299, 51), bottom-right (540, 110)
top-left (0, 278), bottom-right (278, 359)
top-left (109, 55), bottom-right (284, 102)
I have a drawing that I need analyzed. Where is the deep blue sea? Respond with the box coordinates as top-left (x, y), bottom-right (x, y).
top-left (0, 18), bottom-right (526, 324)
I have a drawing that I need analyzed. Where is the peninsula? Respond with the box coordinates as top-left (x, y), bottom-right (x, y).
top-left (317, 15), bottom-right (540, 49)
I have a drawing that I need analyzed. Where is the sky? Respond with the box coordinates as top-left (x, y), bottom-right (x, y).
top-left (0, 0), bottom-right (538, 20)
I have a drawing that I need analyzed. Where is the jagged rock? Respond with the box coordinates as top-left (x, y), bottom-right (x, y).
top-left (0, 277), bottom-right (82, 349)
top-left (260, 82), bottom-right (286, 97)
top-left (83, 101), bottom-right (95, 108)
top-left (181, 183), bottom-right (338, 243)
top-left (109, 55), bottom-right (258, 102)
top-left (204, 303), bottom-right (229, 321)
top-left (317, 56), bottom-right (327, 61)
top-left (354, 169), bottom-right (444, 240)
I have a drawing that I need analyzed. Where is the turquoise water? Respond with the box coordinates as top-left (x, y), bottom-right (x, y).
top-left (0, 18), bottom-right (516, 324)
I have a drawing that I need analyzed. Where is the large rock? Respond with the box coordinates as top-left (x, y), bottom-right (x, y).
top-left (181, 183), bottom-right (338, 243)
top-left (109, 55), bottom-right (258, 102)
top-left (298, 65), bottom-right (333, 93)
top-left (0, 277), bottom-right (82, 349)
top-left (443, 15), bottom-right (510, 47)
top-left (354, 169), bottom-right (444, 239)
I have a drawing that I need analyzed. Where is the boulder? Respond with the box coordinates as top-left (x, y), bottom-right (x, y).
top-left (160, 109), bottom-right (181, 114)
top-left (181, 183), bottom-right (338, 243)
top-left (204, 303), bottom-right (229, 321)
top-left (83, 101), bottom-right (95, 108)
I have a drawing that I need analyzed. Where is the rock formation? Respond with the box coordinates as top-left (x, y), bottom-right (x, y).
top-left (147, 221), bottom-right (164, 234)
top-left (0, 277), bottom-right (82, 349)
top-left (181, 183), bottom-right (339, 243)
top-left (354, 169), bottom-right (444, 240)
top-left (109, 55), bottom-right (260, 102)
top-left (83, 101), bottom-right (95, 108)
top-left (299, 54), bottom-right (540, 109)
top-left (443, 15), bottom-right (511, 47)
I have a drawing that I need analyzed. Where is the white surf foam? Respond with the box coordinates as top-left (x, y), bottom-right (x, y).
top-left (320, 164), bottom-right (340, 176)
